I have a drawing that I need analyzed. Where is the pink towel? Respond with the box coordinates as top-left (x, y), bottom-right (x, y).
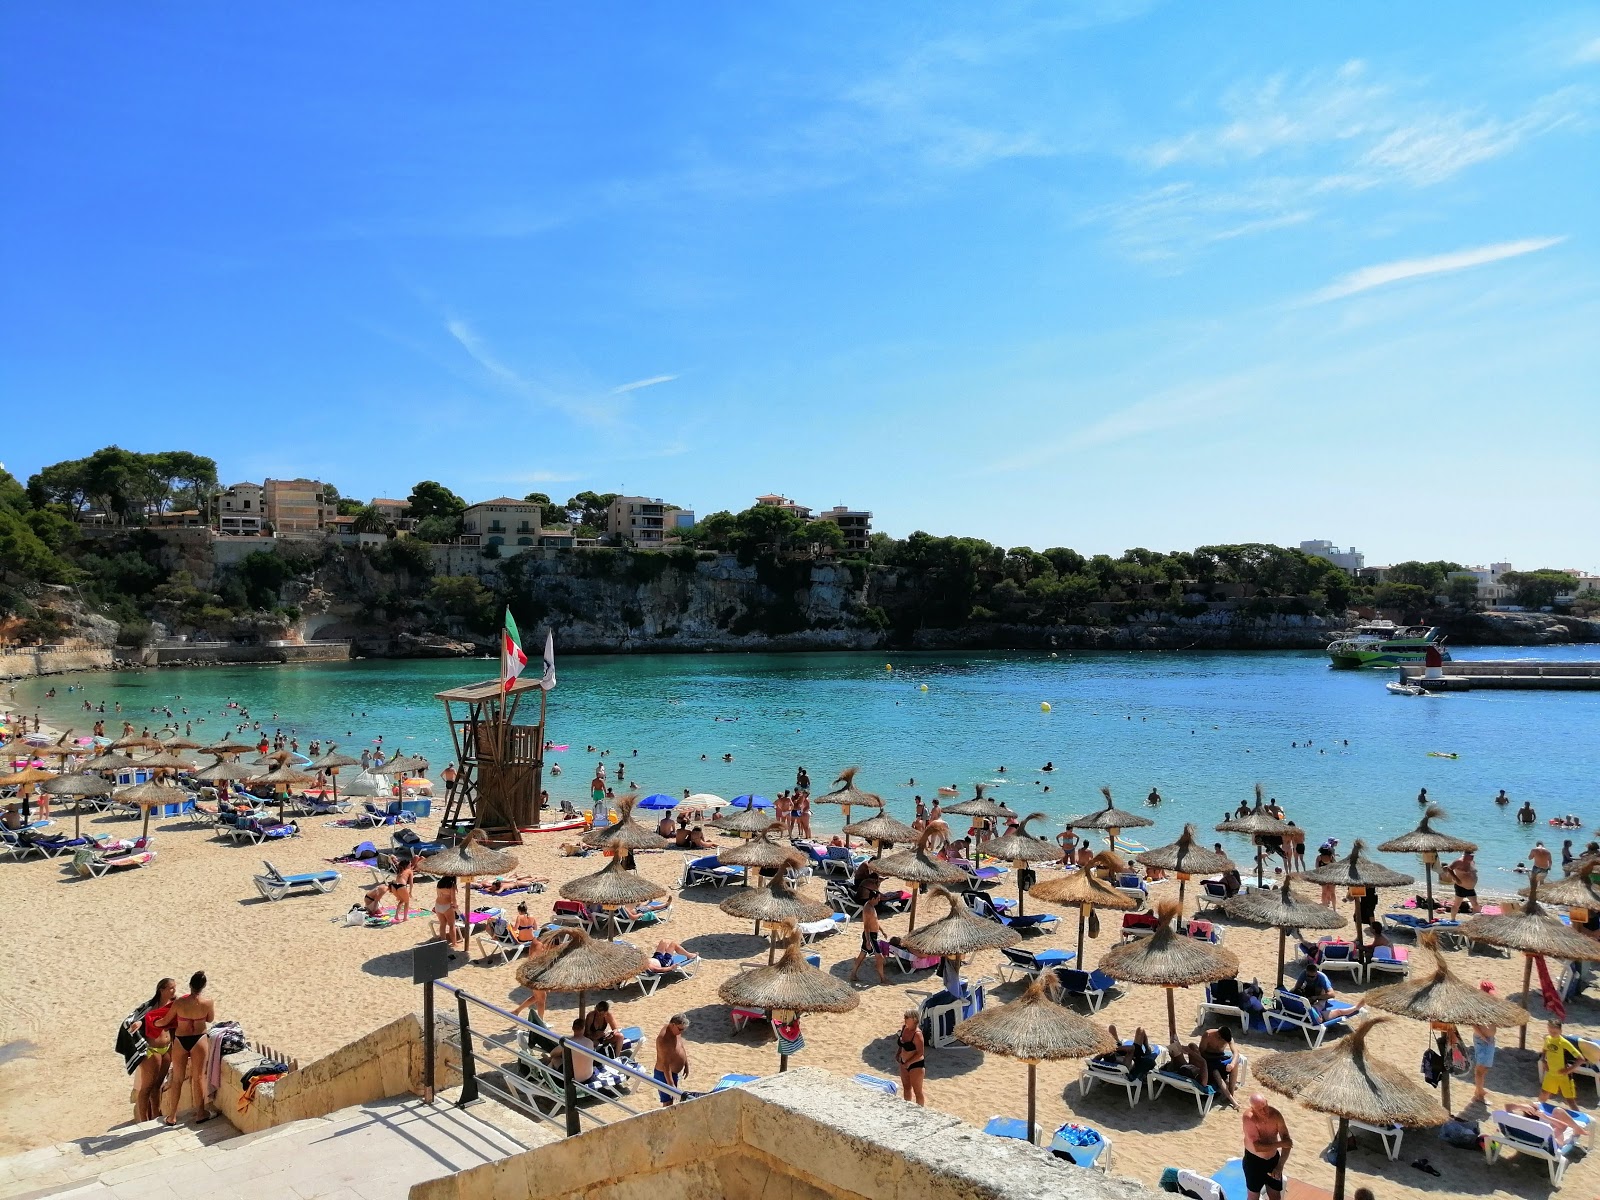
top-left (1534, 954), bottom-right (1567, 1022)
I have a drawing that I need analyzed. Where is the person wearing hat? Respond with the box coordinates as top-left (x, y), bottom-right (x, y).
top-left (654, 1014), bottom-right (691, 1106)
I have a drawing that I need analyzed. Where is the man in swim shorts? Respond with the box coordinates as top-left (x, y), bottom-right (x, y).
top-left (1447, 849), bottom-right (1478, 917)
top-left (653, 1014), bottom-right (690, 1106)
top-left (1242, 1093), bottom-right (1292, 1200)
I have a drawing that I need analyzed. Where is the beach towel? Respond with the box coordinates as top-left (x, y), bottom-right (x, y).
top-left (1535, 954), bottom-right (1567, 1021)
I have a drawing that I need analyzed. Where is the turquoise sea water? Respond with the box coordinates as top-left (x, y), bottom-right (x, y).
top-left (10, 646), bottom-right (1599, 882)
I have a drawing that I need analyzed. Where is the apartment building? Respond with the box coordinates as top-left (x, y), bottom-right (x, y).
top-left (754, 493), bottom-right (813, 519)
top-left (263, 478), bottom-right (331, 534)
top-left (606, 496), bottom-right (669, 547)
top-left (216, 482), bottom-right (264, 535)
top-left (1299, 540), bottom-right (1364, 573)
top-left (460, 498), bottom-right (544, 548)
top-left (816, 505), bottom-right (872, 552)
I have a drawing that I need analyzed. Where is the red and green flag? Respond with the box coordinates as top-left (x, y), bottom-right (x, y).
top-left (501, 611), bottom-right (528, 693)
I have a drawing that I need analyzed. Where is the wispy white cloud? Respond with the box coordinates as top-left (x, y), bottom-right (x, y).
top-left (1309, 237), bottom-right (1566, 303)
top-left (612, 374), bottom-right (678, 395)
top-left (1577, 36), bottom-right (1600, 64)
top-left (444, 318), bottom-right (618, 427)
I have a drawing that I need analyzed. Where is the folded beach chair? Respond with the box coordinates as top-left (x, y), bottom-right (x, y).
top-left (635, 952), bottom-right (698, 996)
top-left (1327, 1115), bottom-right (1404, 1161)
top-left (1054, 967), bottom-right (1117, 1013)
top-left (1485, 1109), bottom-right (1583, 1184)
top-left (997, 945), bottom-right (1077, 984)
top-left (679, 855), bottom-right (741, 888)
top-left (1268, 990), bottom-right (1362, 1048)
top-left (1315, 939), bottom-right (1363, 982)
top-left (72, 847), bottom-right (155, 878)
top-left (877, 939), bottom-right (940, 974)
top-left (1569, 1038), bottom-right (1600, 1091)
top-left (1364, 944), bottom-right (1411, 982)
top-left (252, 860), bottom-right (340, 902)
top-left (919, 992), bottom-right (966, 1048)
top-left (854, 1073), bottom-right (898, 1097)
top-left (798, 913), bottom-right (846, 943)
top-left (1048, 1123), bottom-right (1111, 1170)
top-left (962, 892), bottom-right (1059, 937)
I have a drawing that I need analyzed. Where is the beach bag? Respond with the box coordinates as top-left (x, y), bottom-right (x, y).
top-left (337, 905), bottom-right (365, 927)
top-left (1420, 1049), bottom-right (1442, 1087)
top-left (1439, 1118), bottom-right (1481, 1150)
top-left (1087, 910), bottom-right (1100, 939)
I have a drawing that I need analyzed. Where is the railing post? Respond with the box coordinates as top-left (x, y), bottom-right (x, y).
top-left (456, 991), bottom-right (478, 1105)
top-left (562, 1047), bottom-right (580, 1136)
top-left (422, 983), bottom-right (435, 1103)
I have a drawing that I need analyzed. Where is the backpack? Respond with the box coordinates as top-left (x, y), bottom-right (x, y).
top-left (1420, 1049), bottom-right (1442, 1087)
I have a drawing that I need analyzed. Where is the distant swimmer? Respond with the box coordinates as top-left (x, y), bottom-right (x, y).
top-left (1417, 787), bottom-right (1429, 805)
top-left (1147, 788), bottom-right (1162, 806)
top-left (1494, 790), bottom-right (1510, 806)
top-left (1041, 762), bottom-right (1055, 772)
top-left (1516, 801), bottom-right (1537, 825)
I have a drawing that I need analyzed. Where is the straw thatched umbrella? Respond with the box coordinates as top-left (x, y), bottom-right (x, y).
top-left (111, 734), bottom-right (163, 751)
top-left (0, 766), bottom-right (55, 788)
top-left (1255, 1019), bottom-right (1448, 1200)
top-left (581, 797), bottom-right (672, 853)
top-left (254, 761), bottom-right (318, 817)
top-left (161, 735), bottom-right (203, 751)
top-left (516, 926), bottom-right (646, 1018)
top-left (421, 830), bottom-right (520, 941)
top-left (977, 813), bottom-right (1063, 915)
top-left (309, 749), bottom-right (362, 805)
top-left (114, 779), bottom-right (183, 841)
top-left (79, 751), bottom-right (133, 773)
top-left (33, 741), bottom-right (82, 760)
top-left (39, 772), bottom-right (113, 836)
top-left (718, 831), bottom-right (808, 886)
top-left (901, 884), bottom-right (1022, 958)
top-left (842, 810), bottom-right (920, 857)
top-left (713, 805), bottom-right (779, 834)
top-left (1216, 785), bottom-right (1291, 888)
top-left (1458, 880), bottom-right (1600, 1047)
top-left (941, 786), bottom-right (1016, 858)
top-left (1224, 879), bottom-right (1347, 988)
top-left (718, 924), bottom-right (859, 1071)
top-left (1296, 838), bottom-right (1413, 955)
top-left (720, 873), bottom-right (834, 960)
top-left (1097, 901), bottom-right (1239, 1041)
top-left (1065, 786), bottom-right (1154, 854)
top-left (876, 822), bottom-right (968, 926)
top-left (560, 853), bottom-right (668, 938)
top-left (201, 734), bottom-right (252, 757)
top-left (1520, 872), bottom-right (1600, 909)
top-left (1378, 806), bottom-right (1476, 916)
top-left (191, 757), bottom-right (259, 785)
top-left (1136, 824), bottom-right (1234, 914)
top-left (954, 976), bottom-right (1114, 1145)
top-left (134, 750), bottom-right (201, 774)
top-left (1029, 851), bottom-right (1140, 963)
top-left (815, 767), bottom-right (883, 846)
top-left (1365, 932), bottom-right (1528, 1112)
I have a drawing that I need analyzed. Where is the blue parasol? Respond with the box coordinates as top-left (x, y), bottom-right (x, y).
top-left (637, 793), bottom-right (679, 810)
top-left (732, 794), bottom-right (772, 810)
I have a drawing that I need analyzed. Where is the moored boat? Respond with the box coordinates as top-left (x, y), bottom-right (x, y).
top-left (1327, 622), bottom-right (1449, 669)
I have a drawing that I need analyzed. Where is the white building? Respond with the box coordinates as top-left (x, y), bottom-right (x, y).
top-left (460, 497), bottom-right (543, 550)
top-left (1459, 562), bottom-right (1514, 603)
top-left (1299, 540), bottom-right (1364, 573)
top-left (217, 482), bottom-right (264, 536)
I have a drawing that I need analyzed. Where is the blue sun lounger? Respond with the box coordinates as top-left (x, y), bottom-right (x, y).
top-left (253, 860), bottom-right (340, 901)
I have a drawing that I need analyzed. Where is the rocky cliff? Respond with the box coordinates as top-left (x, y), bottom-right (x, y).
top-left (1441, 611), bottom-right (1600, 646)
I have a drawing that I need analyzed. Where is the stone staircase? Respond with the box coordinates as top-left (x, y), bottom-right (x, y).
top-left (0, 1091), bottom-right (558, 1200)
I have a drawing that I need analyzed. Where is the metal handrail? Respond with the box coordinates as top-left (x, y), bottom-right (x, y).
top-left (429, 981), bottom-right (691, 1136)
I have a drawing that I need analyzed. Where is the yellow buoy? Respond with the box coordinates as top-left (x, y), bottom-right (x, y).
top-left (885, 664), bottom-right (893, 671)
top-left (1040, 702), bottom-right (1052, 712)
top-left (919, 683), bottom-right (929, 691)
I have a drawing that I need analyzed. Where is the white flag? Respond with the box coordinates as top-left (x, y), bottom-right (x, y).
top-left (537, 631), bottom-right (557, 691)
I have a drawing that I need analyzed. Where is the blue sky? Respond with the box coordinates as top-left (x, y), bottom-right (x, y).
top-left (4, 2), bottom-right (1597, 569)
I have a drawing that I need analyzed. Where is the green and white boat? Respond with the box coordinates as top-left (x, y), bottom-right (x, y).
top-left (1326, 622), bottom-right (1449, 669)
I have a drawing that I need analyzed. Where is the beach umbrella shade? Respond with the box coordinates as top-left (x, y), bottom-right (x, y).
top-left (977, 812), bottom-right (1064, 915)
top-left (310, 749), bottom-right (362, 805)
top-left (79, 752), bottom-right (133, 773)
top-left (32, 742), bottom-right (82, 760)
top-left (720, 873), bottom-right (834, 959)
top-left (954, 976), bottom-right (1114, 1145)
top-left (1296, 838), bottom-right (1414, 954)
top-left (842, 809), bottom-right (920, 858)
top-left (1365, 931), bottom-right (1528, 1112)
top-left (40, 772), bottom-right (113, 836)
top-left (731, 794), bottom-right (772, 810)
top-left (635, 793), bottom-right (678, 810)
top-left (1097, 901), bottom-right (1240, 1041)
top-left (581, 797), bottom-right (672, 853)
top-left (900, 885), bottom-right (1022, 960)
top-left (254, 761), bottom-right (319, 816)
top-left (114, 780), bottom-right (183, 840)
top-left (941, 787), bottom-right (1017, 855)
top-left (1521, 873), bottom-right (1600, 909)
top-left (815, 767), bottom-right (884, 845)
top-left (1458, 879), bottom-right (1600, 1048)
top-left (1223, 879), bottom-right (1347, 988)
top-left (1216, 785), bottom-right (1292, 887)
top-left (516, 927), bottom-right (647, 1018)
top-left (382, 754), bottom-right (429, 782)
top-left (0, 766), bottom-right (56, 787)
top-left (111, 735), bottom-right (163, 751)
top-left (201, 734), bottom-right (252, 757)
top-left (191, 757), bottom-right (259, 784)
top-left (717, 924), bottom-right (859, 1071)
top-left (134, 750), bottom-right (202, 773)
top-left (421, 830), bottom-right (521, 939)
top-left (1065, 786), bottom-right (1155, 854)
top-left (718, 831), bottom-right (808, 886)
top-left (560, 853), bottom-right (668, 938)
top-left (1029, 852), bottom-right (1139, 963)
top-left (161, 736), bottom-right (203, 751)
top-left (1377, 805), bottom-right (1477, 916)
top-left (1255, 1018), bottom-right (1448, 1200)
top-left (713, 805), bottom-right (780, 834)
top-left (1136, 824), bottom-right (1234, 914)
top-left (875, 822), bottom-right (969, 926)
top-left (684, 793), bottom-right (726, 810)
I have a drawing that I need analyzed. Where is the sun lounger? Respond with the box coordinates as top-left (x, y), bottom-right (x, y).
top-left (252, 860), bottom-right (340, 901)
top-left (998, 945), bottom-right (1077, 983)
top-left (1364, 944), bottom-right (1410, 982)
top-left (963, 892), bottom-right (1060, 937)
top-left (1181, 919), bottom-right (1224, 944)
top-left (1538, 1102), bottom-right (1594, 1150)
top-left (799, 913), bottom-right (846, 943)
top-left (1149, 1064), bottom-right (1216, 1115)
top-left (1173, 1168), bottom-right (1222, 1200)
top-left (1269, 990), bottom-right (1363, 1047)
top-left (819, 845), bottom-right (869, 878)
top-left (1569, 1038), bottom-right (1600, 1091)
top-left (1047, 1123), bottom-right (1111, 1170)
top-left (1199, 878), bottom-right (1232, 914)
top-left (502, 1047), bottom-right (625, 1116)
top-left (72, 847), bottom-right (155, 878)
top-left (713, 1073), bottom-right (759, 1091)
top-left (1196, 982), bottom-right (1249, 1031)
top-left (679, 855), bottom-right (742, 888)
top-left (635, 952), bottom-right (698, 996)
top-left (877, 939), bottom-right (940, 974)
top-left (1314, 940), bottom-right (1363, 982)
top-left (985, 1116), bottom-right (1044, 1145)
top-left (825, 880), bottom-right (865, 918)
top-left (1120, 911), bottom-right (1159, 940)
top-left (1328, 1115), bottom-right (1403, 1160)
top-left (1114, 872), bottom-right (1148, 902)
top-left (19, 833), bottom-right (91, 858)
top-left (921, 984), bottom-right (987, 1048)
top-left (473, 918), bottom-right (532, 965)
top-left (0, 828), bottom-right (47, 862)
top-left (1382, 911), bottom-right (1465, 950)
top-left (1054, 967), bottom-right (1117, 1013)
top-left (855, 1073), bottom-right (897, 1096)
top-left (1078, 1056), bottom-right (1145, 1107)
top-left (1485, 1109), bottom-right (1583, 1184)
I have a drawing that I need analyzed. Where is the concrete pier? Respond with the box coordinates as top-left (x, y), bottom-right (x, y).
top-left (1401, 661), bottom-right (1600, 691)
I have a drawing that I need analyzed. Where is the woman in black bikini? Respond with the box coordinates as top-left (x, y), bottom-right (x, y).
top-left (895, 1010), bottom-right (926, 1105)
top-left (160, 971), bottom-right (215, 1125)
top-left (581, 1000), bottom-right (622, 1057)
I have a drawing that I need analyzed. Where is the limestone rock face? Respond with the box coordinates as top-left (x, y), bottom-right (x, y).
top-left (1450, 611), bottom-right (1600, 645)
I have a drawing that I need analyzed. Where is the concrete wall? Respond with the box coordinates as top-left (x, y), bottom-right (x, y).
top-left (220, 1013), bottom-right (459, 1136)
top-left (0, 648), bottom-right (115, 679)
top-left (409, 1069), bottom-right (1150, 1200)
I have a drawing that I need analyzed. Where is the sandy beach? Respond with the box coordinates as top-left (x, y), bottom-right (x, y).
top-left (0, 760), bottom-right (1592, 1200)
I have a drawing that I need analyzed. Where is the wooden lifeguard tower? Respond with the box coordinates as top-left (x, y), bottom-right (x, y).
top-left (435, 675), bottom-right (547, 843)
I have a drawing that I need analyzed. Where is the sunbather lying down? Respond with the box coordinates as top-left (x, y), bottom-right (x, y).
top-left (1505, 1102), bottom-right (1585, 1144)
top-left (617, 897), bottom-right (672, 919)
top-left (480, 874), bottom-right (550, 894)
top-left (558, 843), bottom-right (593, 857)
top-left (646, 941), bottom-right (694, 970)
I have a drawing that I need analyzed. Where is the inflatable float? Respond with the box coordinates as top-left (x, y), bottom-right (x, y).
top-left (520, 817), bottom-right (588, 834)
top-left (1427, 752), bottom-right (1460, 759)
